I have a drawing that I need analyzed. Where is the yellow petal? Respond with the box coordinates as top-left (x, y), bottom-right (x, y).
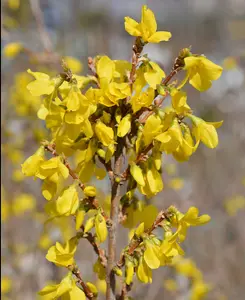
top-left (96, 56), bottom-right (115, 83)
top-left (117, 114), bottom-right (131, 137)
top-left (137, 257), bottom-right (152, 284)
top-left (124, 17), bottom-right (141, 36)
top-left (125, 261), bottom-right (134, 285)
top-left (95, 213), bottom-right (108, 243)
top-left (76, 208), bottom-right (85, 231)
top-left (144, 242), bottom-right (161, 269)
top-left (67, 285), bottom-right (86, 300)
top-left (148, 31), bottom-right (172, 43)
top-left (84, 217), bottom-right (95, 233)
top-left (95, 121), bottom-right (114, 147)
top-left (141, 5), bottom-right (157, 37)
top-left (130, 163), bottom-right (145, 186)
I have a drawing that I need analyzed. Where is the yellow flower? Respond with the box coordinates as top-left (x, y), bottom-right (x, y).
top-left (144, 239), bottom-right (161, 269)
top-left (131, 87), bottom-right (154, 113)
top-left (155, 118), bottom-right (183, 154)
top-left (27, 69), bottom-right (56, 96)
top-left (38, 273), bottom-right (86, 300)
top-left (184, 56), bottom-right (223, 91)
top-left (224, 195), bottom-right (245, 216)
top-left (163, 279), bottom-right (178, 292)
top-left (136, 256), bottom-right (152, 283)
top-left (144, 61), bottom-right (166, 89)
top-left (38, 233), bottom-right (53, 250)
top-left (125, 5), bottom-right (171, 43)
top-left (117, 114), bottom-right (131, 137)
top-left (7, 0), bottom-right (20, 11)
top-left (188, 115), bottom-right (223, 149)
top-left (93, 258), bottom-right (106, 280)
top-left (142, 114), bottom-right (163, 146)
top-left (37, 157), bottom-right (69, 182)
top-left (12, 194), bottom-right (36, 216)
top-left (95, 213), bottom-right (108, 243)
top-left (190, 280), bottom-right (211, 300)
top-left (96, 279), bottom-right (106, 294)
top-left (3, 42), bottom-right (22, 58)
top-left (173, 124), bottom-right (195, 162)
top-left (52, 184), bottom-right (79, 216)
top-left (94, 121), bottom-right (114, 147)
top-left (1, 276), bottom-right (12, 294)
top-left (130, 162), bottom-right (145, 186)
top-left (21, 146), bottom-right (45, 177)
top-left (63, 56), bottom-right (83, 74)
top-left (168, 178), bottom-right (184, 191)
top-left (46, 237), bottom-right (78, 267)
top-left (171, 90), bottom-right (191, 115)
top-left (170, 207), bottom-right (211, 242)
top-left (174, 258), bottom-right (202, 279)
top-left (125, 260), bottom-right (134, 285)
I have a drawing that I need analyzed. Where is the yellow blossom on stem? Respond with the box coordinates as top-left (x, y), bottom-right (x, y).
top-left (46, 237), bottom-right (78, 267)
top-left (184, 56), bottom-right (223, 92)
top-left (170, 207), bottom-right (211, 242)
top-left (125, 5), bottom-right (172, 43)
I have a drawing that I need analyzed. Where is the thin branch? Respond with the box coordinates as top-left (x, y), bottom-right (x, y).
top-left (118, 282), bottom-right (133, 300)
top-left (121, 142), bottom-right (153, 182)
top-left (83, 231), bottom-right (108, 267)
top-left (44, 143), bottom-right (85, 189)
top-left (69, 265), bottom-right (94, 299)
top-left (106, 138), bottom-right (125, 300)
top-left (138, 66), bottom-right (183, 124)
top-left (44, 143), bottom-right (109, 222)
top-left (29, 0), bottom-right (53, 52)
top-left (129, 37), bottom-right (144, 90)
top-left (117, 210), bottom-right (168, 268)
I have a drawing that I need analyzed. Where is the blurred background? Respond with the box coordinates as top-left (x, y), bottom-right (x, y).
top-left (1, 0), bottom-right (245, 299)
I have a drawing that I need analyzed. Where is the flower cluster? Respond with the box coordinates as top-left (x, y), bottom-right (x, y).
top-left (20, 5), bottom-right (223, 300)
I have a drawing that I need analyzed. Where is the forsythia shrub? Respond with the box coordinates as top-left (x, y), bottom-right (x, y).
top-left (21, 5), bottom-right (223, 300)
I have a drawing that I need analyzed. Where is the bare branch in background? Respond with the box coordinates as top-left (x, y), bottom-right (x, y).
top-left (29, 0), bottom-right (53, 52)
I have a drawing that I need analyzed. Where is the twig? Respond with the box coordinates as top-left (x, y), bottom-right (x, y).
top-left (106, 138), bottom-right (125, 300)
top-left (44, 143), bottom-right (109, 221)
top-left (44, 143), bottom-right (85, 189)
top-left (29, 0), bottom-right (53, 53)
top-left (98, 156), bottom-right (114, 183)
top-left (118, 282), bottom-right (133, 300)
top-left (117, 210), bottom-right (167, 268)
top-left (84, 231), bottom-right (108, 267)
top-left (69, 265), bottom-right (94, 299)
top-left (138, 66), bottom-right (182, 124)
top-left (128, 37), bottom-right (144, 93)
top-left (121, 143), bottom-right (153, 181)
top-left (88, 57), bottom-right (100, 87)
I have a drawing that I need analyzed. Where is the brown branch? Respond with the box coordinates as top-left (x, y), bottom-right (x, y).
top-left (69, 265), bottom-right (94, 299)
top-left (88, 57), bottom-right (100, 88)
top-left (44, 143), bottom-right (85, 189)
top-left (121, 142), bottom-right (153, 182)
top-left (88, 57), bottom-right (98, 78)
top-left (29, 0), bottom-right (53, 53)
top-left (106, 139), bottom-right (125, 300)
top-left (138, 66), bottom-right (182, 124)
top-left (98, 156), bottom-right (114, 183)
top-left (117, 210), bottom-right (167, 268)
top-left (118, 282), bottom-right (133, 300)
top-left (128, 37), bottom-right (144, 93)
top-left (44, 143), bottom-right (109, 221)
top-left (84, 231), bottom-right (108, 267)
